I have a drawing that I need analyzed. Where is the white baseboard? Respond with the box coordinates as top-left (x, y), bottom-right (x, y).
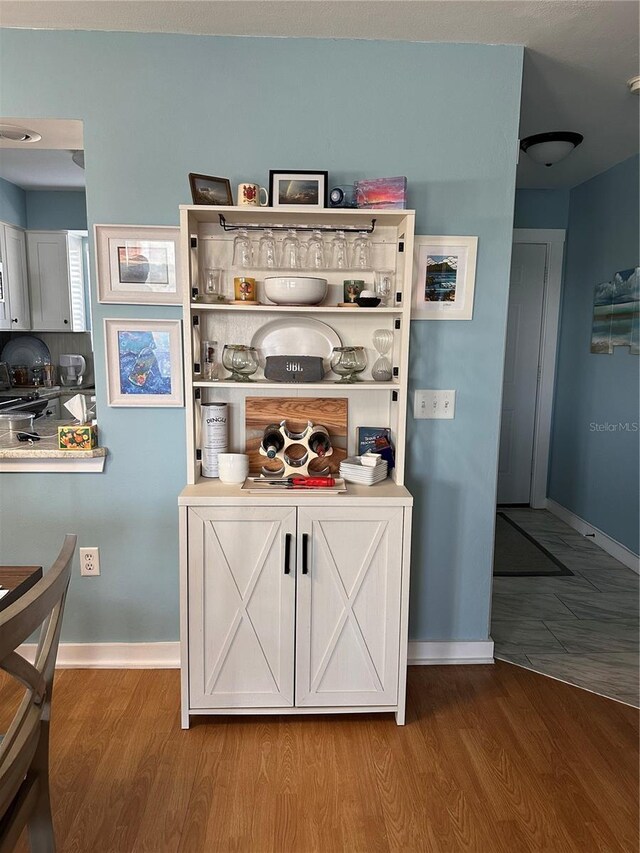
top-left (19, 640), bottom-right (493, 669)
top-left (19, 641), bottom-right (181, 668)
top-left (407, 640), bottom-right (494, 665)
top-left (546, 499), bottom-right (640, 574)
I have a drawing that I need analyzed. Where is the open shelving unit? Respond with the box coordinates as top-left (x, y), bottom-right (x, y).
top-left (179, 204), bottom-right (415, 487)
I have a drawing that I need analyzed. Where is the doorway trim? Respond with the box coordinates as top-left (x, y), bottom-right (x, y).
top-left (512, 229), bottom-right (565, 508)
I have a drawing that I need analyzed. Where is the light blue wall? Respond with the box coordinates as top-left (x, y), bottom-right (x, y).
top-left (0, 180), bottom-right (87, 230)
top-left (0, 177), bottom-right (27, 228)
top-left (0, 29), bottom-right (523, 643)
top-left (514, 188), bottom-right (570, 230)
top-left (549, 155), bottom-right (640, 554)
top-left (26, 190), bottom-right (87, 230)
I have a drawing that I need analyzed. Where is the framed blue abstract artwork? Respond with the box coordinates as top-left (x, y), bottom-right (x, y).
top-left (104, 318), bottom-right (184, 406)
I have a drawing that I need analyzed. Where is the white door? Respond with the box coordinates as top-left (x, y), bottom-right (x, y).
top-left (5, 225), bottom-right (31, 330)
top-left (0, 226), bottom-right (10, 330)
top-left (188, 506), bottom-right (296, 708)
top-left (498, 242), bottom-right (547, 504)
top-left (296, 506), bottom-right (403, 707)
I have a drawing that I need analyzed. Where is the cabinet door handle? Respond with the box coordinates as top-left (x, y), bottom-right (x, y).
top-left (284, 533), bottom-right (292, 575)
top-left (12, 318), bottom-right (18, 323)
top-left (302, 533), bottom-right (309, 575)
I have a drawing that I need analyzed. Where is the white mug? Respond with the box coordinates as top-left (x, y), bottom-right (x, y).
top-left (218, 453), bottom-right (249, 484)
top-left (237, 183), bottom-right (268, 207)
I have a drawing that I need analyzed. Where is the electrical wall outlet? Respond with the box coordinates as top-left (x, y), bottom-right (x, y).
top-left (80, 547), bottom-right (100, 576)
top-left (414, 389), bottom-right (456, 419)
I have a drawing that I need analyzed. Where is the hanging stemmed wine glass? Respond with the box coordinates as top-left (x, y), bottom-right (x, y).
top-left (258, 229), bottom-right (277, 268)
top-left (351, 232), bottom-right (372, 271)
top-left (232, 229), bottom-right (253, 268)
top-left (280, 229), bottom-right (303, 269)
top-left (306, 230), bottom-right (326, 270)
top-left (329, 230), bottom-right (349, 270)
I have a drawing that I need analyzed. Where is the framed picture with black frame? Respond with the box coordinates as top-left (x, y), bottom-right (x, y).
top-left (268, 170), bottom-right (328, 210)
top-left (188, 173), bottom-right (233, 206)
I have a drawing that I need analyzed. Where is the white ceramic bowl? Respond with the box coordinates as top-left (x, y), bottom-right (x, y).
top-left (264, 276), bottom-right (328, 306)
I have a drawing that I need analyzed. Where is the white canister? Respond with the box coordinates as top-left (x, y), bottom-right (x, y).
top-left (218, 453), bottom-right (249, 485)
top-left (201, 402), bottom-right (228, 478)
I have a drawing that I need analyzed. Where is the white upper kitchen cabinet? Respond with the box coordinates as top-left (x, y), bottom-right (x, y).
top-left (26, 231), bottom-right (86, 332)
top-left (0, 222), bottom-right (31, 331)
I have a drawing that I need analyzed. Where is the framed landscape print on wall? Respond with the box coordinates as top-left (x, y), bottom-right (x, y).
top-left (590, 267), bottom-right (639, 354)
top-left (96, 225), bottom-right (182, 305)
top-left (412, 235), bottom-right (478, 320)
top-left (104, 318), bottom-right (184, 407)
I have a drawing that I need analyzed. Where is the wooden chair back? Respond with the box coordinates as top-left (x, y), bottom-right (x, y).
top-left (0, 534), bottom-right (76, 851)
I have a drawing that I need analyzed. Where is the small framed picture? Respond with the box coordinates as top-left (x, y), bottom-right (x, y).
top-left (412, 235), bottom-right (478, 320)
top-left (269, 170), bottom-right (328, 209)
top-left (355, 176), bottom-right (407, 209)
top-left (95, 225), bottom-right (181, 305)
top-left (188, 173), bottom-right (233, 206)
top-left (104, 318), bottom-right (184, 407)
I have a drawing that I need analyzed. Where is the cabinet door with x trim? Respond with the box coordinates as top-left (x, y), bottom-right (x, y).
top-left (188, 506), bottom-right (296, 708)
top-left (295, 507), bottom-right (404, 707)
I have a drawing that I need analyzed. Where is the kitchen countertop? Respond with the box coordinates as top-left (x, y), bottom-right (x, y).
top-left (5, 385), bottom-right (96, 400)
top-left (0, 419), bottom-right (106, 472)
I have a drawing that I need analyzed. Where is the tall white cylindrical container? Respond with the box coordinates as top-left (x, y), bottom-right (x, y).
top-left (201, 402), bottom-right (228, 478)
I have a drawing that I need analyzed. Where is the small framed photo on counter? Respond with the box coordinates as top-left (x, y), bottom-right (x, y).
top-left (269, 170), bottom-right (328, 209)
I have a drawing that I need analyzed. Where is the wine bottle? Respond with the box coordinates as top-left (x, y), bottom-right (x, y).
top-left (308, 426), bottom-right (331, 458)
top-left (262, 424), bottom-right (285, 459)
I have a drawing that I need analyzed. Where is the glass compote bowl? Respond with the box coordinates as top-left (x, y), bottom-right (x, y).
top-left (330, 346), bottom-right (367, 383)
top-left (222, 345), bottom-right (259, 382)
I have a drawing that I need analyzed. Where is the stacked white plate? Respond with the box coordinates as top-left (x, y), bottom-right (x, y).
top-left (340, 456), bottom-right (388, 486)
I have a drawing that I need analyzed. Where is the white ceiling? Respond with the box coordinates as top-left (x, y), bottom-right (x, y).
top-left (0, 148), bottom-right (86, 190)
top-left (1, 1), bottom-right (638, 188)
top-left (0, 118), bottom-right (84, 189)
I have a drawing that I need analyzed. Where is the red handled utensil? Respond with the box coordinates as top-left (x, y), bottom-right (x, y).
top-left (258, 476), bottom-right (336, 488)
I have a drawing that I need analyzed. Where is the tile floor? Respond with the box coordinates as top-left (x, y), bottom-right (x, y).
top-left (491, 508), bottom-right (639, 707)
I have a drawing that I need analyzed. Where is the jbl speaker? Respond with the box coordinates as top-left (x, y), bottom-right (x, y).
top-left (264, 355), bottom-right (325, 383)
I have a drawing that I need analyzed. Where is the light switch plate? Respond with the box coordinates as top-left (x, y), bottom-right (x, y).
top-left (414, 389), bottom-right (456, 419)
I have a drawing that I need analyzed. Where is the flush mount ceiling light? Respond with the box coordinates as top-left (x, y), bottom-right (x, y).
top-left (628, 76), bottom-right (640, 95)
top-left (71, 150), bottom-right (85, 169)
top-left (0, 123), bottom-right (42, 143)
top-left (520, 131), bottom-right (584, 167)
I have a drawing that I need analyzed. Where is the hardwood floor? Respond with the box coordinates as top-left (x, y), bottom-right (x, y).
top-left (1, 663), bottom-right (637, 852)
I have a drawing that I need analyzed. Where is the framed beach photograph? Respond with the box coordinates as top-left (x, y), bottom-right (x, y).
top-left (96, 225), bottom-right (182, 305)
top-left (104, 318), bottom-right (184, 407)
top-left (590, 267), bottom-right (639, 355)
top-left (412, 235), bottom-right (478, 320)
top-left (269, 170), bottom-right (328, 209)
top-left (188, 173), bottom-right (233, 206)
